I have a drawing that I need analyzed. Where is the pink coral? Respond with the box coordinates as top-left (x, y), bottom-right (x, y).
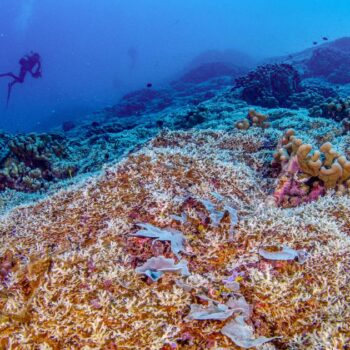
top-left (273, 156), bottom-right (326, 208)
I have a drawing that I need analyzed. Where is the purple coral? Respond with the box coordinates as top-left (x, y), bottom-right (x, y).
top-left (273, 156), bottom-right (326, 208)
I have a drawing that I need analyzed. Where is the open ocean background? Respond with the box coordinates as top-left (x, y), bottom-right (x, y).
top-left (0, 0), bottom-right (349, 132)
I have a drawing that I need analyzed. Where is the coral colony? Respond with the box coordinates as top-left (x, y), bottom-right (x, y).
top-left (2, 37), bottom-right (350, 349)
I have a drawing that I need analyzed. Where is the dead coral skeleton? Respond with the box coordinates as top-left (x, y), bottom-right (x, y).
top-left (135, 256), bottom-right (190, 281)
top-left (131, 223), bottom-right (186, 258)
top-left (258, 245), bottom-right (308, 264)
top-left (221, 315), bottom-right (281, 348)
top-left (172, 193), bottom-right (239, 239)
top-left (185, 302), bottom-right (234, 321)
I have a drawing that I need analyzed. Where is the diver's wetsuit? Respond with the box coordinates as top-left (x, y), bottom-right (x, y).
top-left (0, 52), bottom-right (42, 106)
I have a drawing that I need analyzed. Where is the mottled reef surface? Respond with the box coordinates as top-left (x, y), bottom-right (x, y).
top-left (1, 38), bottom-right (350, 349)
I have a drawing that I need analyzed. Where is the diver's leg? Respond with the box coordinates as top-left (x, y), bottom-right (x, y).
top-left (6, 80), bottom-right (18, 107)
top-left (0, 72), bottom-right (18, 79)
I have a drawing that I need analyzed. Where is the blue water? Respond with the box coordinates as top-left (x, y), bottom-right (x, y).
top-left (0, 0), bottom-right (349, 132)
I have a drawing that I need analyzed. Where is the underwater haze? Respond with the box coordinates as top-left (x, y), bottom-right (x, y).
top-left (0, 0), bottom-right (350, 132)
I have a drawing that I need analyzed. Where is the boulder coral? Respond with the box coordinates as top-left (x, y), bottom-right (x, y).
top-left (233, 63), bottom-right (302, 108)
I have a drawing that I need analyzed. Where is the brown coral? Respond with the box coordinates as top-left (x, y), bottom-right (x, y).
top-left (235, 109), bottom-right (270, 130)
top-left (274, 129), bottom-right (350, 191)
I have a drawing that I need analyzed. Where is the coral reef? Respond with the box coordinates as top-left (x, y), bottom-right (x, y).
top-left (233, 63), bottom-right (302, 108)
top-left (3, 37), bottom-right (350, 349)
top-left (233, 64), bottom-right (338, 110)
top-left (0, 118), bottom-right (157, 195)
top-left (62, 121), bottom-right (76, 132)
top-left (1, 130), bottom-right (350, 348)
top-left (172, 106), bottom-right (208, 129)
top-left (105, 61), bottom-right (245, 119)
top-left (0, 133), bottom-right (75, 192)
top-left (178, 62), bottom-right (246, 84)
top-left (105, 88), bottom-right (173, 117)
top-left (272, 129), bottom-right (350, 207)
top-left (287, 80), bottom-right (337, 109)
top-left (270, 37), bottom-right (350, 84)
top-left (306, 47), bottom-right (350, 84)
top-left (309, 96), bottom-right (350, 121)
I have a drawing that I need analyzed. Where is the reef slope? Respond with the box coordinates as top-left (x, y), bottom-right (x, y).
top-left (1, 129), bottom-right (350, 349)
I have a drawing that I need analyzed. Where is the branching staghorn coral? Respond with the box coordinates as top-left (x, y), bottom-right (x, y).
top-left (272, 129), bottom-right (350, 207)
top-left (1, 130), bottom-right (350, 348)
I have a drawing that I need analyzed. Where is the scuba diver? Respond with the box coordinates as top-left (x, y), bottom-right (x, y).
top-left (0, 52), bottom-right (42, 107)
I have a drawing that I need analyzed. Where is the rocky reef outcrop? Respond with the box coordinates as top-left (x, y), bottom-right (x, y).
top-left (104, 88), bottom-right (173, 118)
top-left (306, 47), bottom-right (350, 84)
top-left (232, 62), bottom-right (341, 110)
top-left (273, 37), bottom-right (350, 84)
top-left (178, 61), bottom-right (246, 84)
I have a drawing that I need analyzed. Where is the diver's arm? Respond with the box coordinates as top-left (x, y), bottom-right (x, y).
top-left (31, 61), bottom-right (42, 77)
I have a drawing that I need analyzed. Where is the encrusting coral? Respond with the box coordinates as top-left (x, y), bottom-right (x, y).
top-left (272, 129), bottom-right (350, 207)
top-left (0, 129), bottom-right (350, 349)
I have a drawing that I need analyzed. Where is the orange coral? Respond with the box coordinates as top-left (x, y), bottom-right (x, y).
top-left (274, 129), bottom-right (350, 191)
top-left (235, 109), bottom-right (270, 130)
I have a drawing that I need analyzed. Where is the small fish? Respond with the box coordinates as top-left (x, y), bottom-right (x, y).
top-left (313, 41), bottom-right (318, 45)
top-left (156, 120), bottom-right (164, 128)
top-left (322, 36), bottom-right (328, 41)
top-left (146, 83), bottom-right (152, 88)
